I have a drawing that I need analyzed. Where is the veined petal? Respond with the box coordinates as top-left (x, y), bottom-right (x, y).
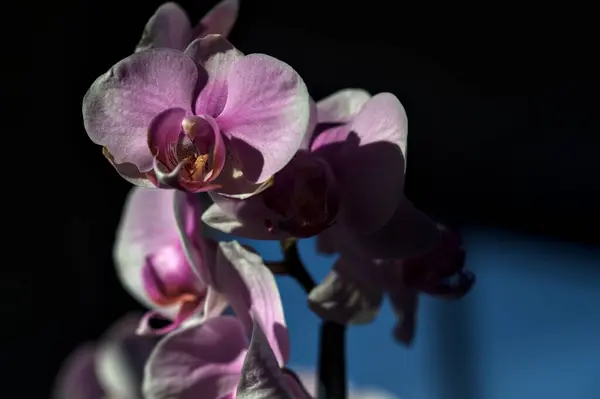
top-left (135, 2), bottom-right (192, 52)
top-left (148, 107), bottom-right (187, 170)
top-left (215, 241), bottom-right (290, 365)
top-left (237, 316), bottom-right (293, 399)
top-left (187, 35), bottom-right (243, 117)
top-left (217, 54), bottom-right (310, 183)
top-left (196, 0), bottom-right (240, 38)
top-left (143, 316), bottom-right (247, 399)
top-left (316, 88), bottom-right (371, 124)
top-left (299, 97), bottom-right (318, 150)
top-left (83, 48), bottom-right (198, 171)
top-left (114, 187), bottom-right (181, 314)
top-left (52, 344), bottom-right (104, 399)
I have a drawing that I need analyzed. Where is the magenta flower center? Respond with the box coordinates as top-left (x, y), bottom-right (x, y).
top-left (142, 241), bottom-right (204, 307)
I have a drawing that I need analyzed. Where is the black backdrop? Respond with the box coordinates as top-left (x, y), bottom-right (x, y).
top-left (9, 0), bottom-right (599, 397)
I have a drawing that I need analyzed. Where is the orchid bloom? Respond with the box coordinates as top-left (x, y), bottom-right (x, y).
top-left (309, 224), bottom-right (474, 345)
top-left (115, 186), bottom-right (263, 335)
top-left (202, 89), bottom-right (408, 239)
top-left (83, 34), bottom-right (310, 196)
top-left (53, 314), bottom-right (158, 399)
top-left (135, 0), bottom-right (240, 52)
top-left (142, 241), bottom-right (308, 398)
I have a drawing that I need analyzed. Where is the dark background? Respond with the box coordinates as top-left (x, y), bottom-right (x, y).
top-left (9, 0), bottom-right (599, 397)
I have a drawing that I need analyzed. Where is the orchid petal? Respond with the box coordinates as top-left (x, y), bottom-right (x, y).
top-left (217, 54), bottom-right (310, 183)
top-left (309, 255), bottom-right (384, 325)
top-left (237, 316), bottom-right (293, 399)
top-left (95, 314), bottom-right (158, 397)
top-left (135, 2), bottom-right (192, 52)
top-left (324, 93), bottom-right (408, 233)
top-left (102, 147), bottom-right (155, 187)
top-left (387, 286), bottom-right (419, 346)
top-left (215, 241), bottom-right (290, 365)
top-left (316, 88), bottom-right (371, 124)
top-left (300, 97), bottom-right (318, 150)
top-left (186, 35), bottom-right (243, 117)
top-left (350, 198), bottom-right (441, 260)
top-left (281, 369), bottom-right (314, 399)
top-left (148, 107), bottom-right (187, 169)
top-left (83, 49), bottom-right (198, 171)
top-left (143, 316), bottom-right (247, 399)
top-left (204, 195), bottom-right (288, 240)
top-left (114, 187), bottom-right (180, 314)
top-left (197, 0), bottom-right (240, 38)
top-left (52, 344), bottom-right (104, 399)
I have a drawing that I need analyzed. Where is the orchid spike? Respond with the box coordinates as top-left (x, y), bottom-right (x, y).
top-left (84, 34), bottom-right (310, 196)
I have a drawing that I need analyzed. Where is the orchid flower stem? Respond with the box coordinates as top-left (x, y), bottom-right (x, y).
top-left (278, 239), bottom-right (348, 399)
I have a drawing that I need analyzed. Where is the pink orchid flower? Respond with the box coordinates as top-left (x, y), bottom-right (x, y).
top-left (309, 224), bottom-right (474, 345)
top-left (135, 0), bottom-right (240, 52)
top-left (53, 314), bottom-right (157, 399)
top-left (115, 186), bottom-right (262, 335)
top-left (142, 241), bottom-right (310, 398)
top-left (83, 34), bottom-right (310, 196)
top-left (202, 89), bottom-right (407, 240)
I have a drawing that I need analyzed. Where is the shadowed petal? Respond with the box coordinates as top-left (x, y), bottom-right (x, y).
top-left (102, 147), bottom-right (155, 187)
top-left (335, 93), bottom-right (408, 233)
top-left (95, 314), bottom-right (158, 397)
top-left (217, 54), bottom-right (310, 183)
top-left (148, 107), bottom-right (187, 170)
top-left (202, 202), bottom-right (283, 240)
top-left (187, 35), bottom-right (243, 117)
top-left (316, 88), bottom-right (371, 124)
top-left (215, 241), bottom-right (290, 365)
top-left (83, 49), bottom-right (198, 171)
top-left (135, 2), bottom-right (192, 52)
top-left (387, 286), bottom-right (419, 346)
top-left (143, 316), bottom-right (247, 399)
top-left (309, 254), bottom-right (384, 325)
top-left (349, 198), bottom-right (441, 260)
top-left (52, 344), bottom-right (104, 399)
top-left (237, 317), bottom-right (293, 399)
top-left (197, 0), bottom-right (240, 38)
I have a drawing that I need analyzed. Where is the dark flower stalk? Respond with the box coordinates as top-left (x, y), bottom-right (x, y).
top-left (269, 239), bottom-right (348, 399)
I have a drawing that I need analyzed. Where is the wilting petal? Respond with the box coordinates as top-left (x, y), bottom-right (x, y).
top-left (143, 316), bottom-right (247, 399)
top-left (196, 0), bottom-right (239, 38)
top-left (95, 314), bottom-right (158, 397)
top-left (349, 198), bottom-right (441, 260)
top-left (217, 54), bottom-right (310, 183)
top-left (309, 255), bottom-right (383, 325)
top-left (327, 93), bottom-right (408, 233)
top-left (187, 35), bottom-right (244, 117)
top-left (114, 187), bottom-right (181, 312)
top-left (215, 241), bottom-right (290, 365)
top-left (83, 48), bottom-right (198, 171)
top-left (135, 2), bottom-right (192, 52)
top-left (316, 88), bottom-right (371, 124)
top-left (237, 316), bottom-right (293, 399)
top-left (53, 344), bottom-right (104, 399)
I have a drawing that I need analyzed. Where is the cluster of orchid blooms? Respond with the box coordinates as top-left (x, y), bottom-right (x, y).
top-left (54, 1), bottom-right (475, 398)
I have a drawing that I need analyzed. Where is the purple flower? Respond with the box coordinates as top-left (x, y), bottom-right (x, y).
top-left (114, 186), bottom-right (266, 335)
top-left (202, 89), bottom-right (407, 238)
top-left (83, 34), bottom-right (310, 195)
top-left (53, 314), bottom-right (157, 399)
top-left (135, 0), bottom-right (240, 52)
top-left (142, 241), bottom-right (307, 398)
top-left (309, 224), bottom-right (475, 345)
